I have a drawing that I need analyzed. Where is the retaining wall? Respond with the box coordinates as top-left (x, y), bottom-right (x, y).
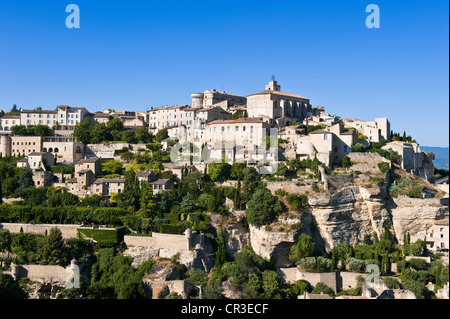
top-left (0, 223), bottom-right (80, 239)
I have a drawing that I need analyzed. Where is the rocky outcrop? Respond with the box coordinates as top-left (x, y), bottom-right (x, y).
top-left (249, 225), bottom-right (298, 267)
top-left (307, 186), bottom-right (392, 252)
top-left (222, 221), bottom-right (250, 258)
top-left (389, 196), bottom-right (449, 244)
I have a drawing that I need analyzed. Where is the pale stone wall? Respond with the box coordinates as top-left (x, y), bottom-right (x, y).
top-left (0, 223), bottom-right (81, 239)
top-left (14, 265), bottom-right (71, 283)
top-left (278, 268), bottom-right (368, 293)
top-left (347, 152), bottom-right (390, 173)
top-left (124, 233), bottom-right (191, 251)
top-left (85, 143), bottom-right (147, 158)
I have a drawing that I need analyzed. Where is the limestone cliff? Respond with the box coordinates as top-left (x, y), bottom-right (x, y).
top-left (307, 185), bottom-right (393, 252)
top-left (389, 197), bottom-right (448, 244)
top-left (249, 225), bottom-right (298, 267)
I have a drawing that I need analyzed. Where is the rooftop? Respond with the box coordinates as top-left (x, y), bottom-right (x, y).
top-left (76, 157), bottom-right (101, 164)
top-left (248, 89), bottom-right (309, 100)
top-left (207, 117), bottom-right (267, 125)
top-left (149, 179), bottom-right (171, 185)
top-left (94, 178), bottom-right (125, 184)
top-left (435, 219), bottom-right (449, 226)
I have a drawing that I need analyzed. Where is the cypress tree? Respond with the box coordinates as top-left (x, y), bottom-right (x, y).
top-left (316, 258), bottom-right (321, 273)
top-left (331, 250), bottom-right (336, 272)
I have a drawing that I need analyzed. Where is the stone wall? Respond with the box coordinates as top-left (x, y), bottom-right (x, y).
top-left (278, 267), bottom-right (368, 293)
top-left (85, 143), bottom-right (147, 158)
top-left (0, 223), bottom-right (81, 239)
top-left (348, 152), bottom-right (390, 173)
top-left (14, 265), bottom-right (71, 283)
top-left (124, 232), bottom-right (191, 251)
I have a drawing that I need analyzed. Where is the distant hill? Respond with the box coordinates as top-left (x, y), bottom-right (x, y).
top-left (421, 146), bottom-right (449, 170)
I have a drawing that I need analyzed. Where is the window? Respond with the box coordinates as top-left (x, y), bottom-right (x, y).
top-left (323, 134), bottom-right (328, 140)
top-left (235, 126), bottom-right (239, 132)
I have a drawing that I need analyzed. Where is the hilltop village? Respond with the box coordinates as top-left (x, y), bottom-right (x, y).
top-left (0, 80), bottom-right (448, 300)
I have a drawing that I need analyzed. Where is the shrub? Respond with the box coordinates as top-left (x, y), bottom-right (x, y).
top-left (377, 162), bottom-right (390, 173)
top-left (383, 277), bottom-right (402, 289)
top-left (345, 257), bottom-right (366, 273)
top-left (297, 257), bottom-right (317, 272)
top-left (407, 258), bottom-right (428, 271)
top-left (342, 156), bottom-right (352, 168)
top-left (311, 282), bottom-right (335, 297)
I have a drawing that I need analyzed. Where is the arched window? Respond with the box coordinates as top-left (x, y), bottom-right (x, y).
top-left (43, 148), bottom-right (47, 152)
top-left (49, 148), bottom-right (53, 152)
top-left (54, 148), bottom-right (59, 153)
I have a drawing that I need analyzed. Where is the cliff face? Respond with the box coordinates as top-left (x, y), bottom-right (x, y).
top-left (389, 197), bottom-right (448, 244)
top-left (247, 186), bottom-right (448, 261)
top-left (249, 225), bottom-right (298, 267)
top-left (307, 185), bottom-right (393, 252)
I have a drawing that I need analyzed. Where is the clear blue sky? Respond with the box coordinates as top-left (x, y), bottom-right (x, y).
top-left (0, 0), bottom-right (448, 146)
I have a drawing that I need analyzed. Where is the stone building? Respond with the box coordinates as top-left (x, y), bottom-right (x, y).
top-left (19, 109), bottom-right (58, 127)
top-left (28, 152), bottom-right (55, 170)
top-left (343, 117), bottom-right (391, 142)
top-left (191, 89), bottom-right (247, 109)
top-left (0, 133), bottom-right (11, 156)
top-left (149, 179), bottom-right (174, 195)
top-left (382, 141), bottom-right (435, 182)
top-left (205, 117), bottom-right (271, 162)
top-left (42, 136), bottom-right (84, 164)
top-left (296, 122), bottom-right (357, 167)
top-left (0, 115), bottom-right (20, 132)
top-left (10, 135), bottom-right (42, 156)
top-left (246, 80), bottom-right (314, 126)
top-left (427, 218), bottom-right (449, 251)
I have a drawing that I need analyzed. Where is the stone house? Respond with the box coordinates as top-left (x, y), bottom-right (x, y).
top-left (92, 178), bottom-right (125, 197)
top-left (0, 115), bottom-right (20, 132)
top-left (343, 117), bottom-right (390, 142)
top-left (149, 179), bottom-right (174, 195)
top-left (382, 141), bottom-right (435, 182)
top-left (28, 152), bottom-right (55, 169)
top-left (75, 157), bottom-right (106, 177)
top-left (246, 80), bottom-right (314, 126)
top-left (427, 218), bottom-right (449, 251)
top-left (137, 170), bottom-right (156, 183)
top-left (296, 123), bottom-right (356, 167)
top-left (10, 135), bottom-right (42, 157)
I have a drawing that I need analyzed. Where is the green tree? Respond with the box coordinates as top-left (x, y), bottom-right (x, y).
top-left (121, 130), bottom-right (137, 144)
top-left (203, 279), bottom-right (225, 299)
top-left (342, 155), bottom-right (351, 168)
top-left (0, 273), bottom-right (28, 299)
top-left (180, 193), bottom-right (196, 214)
top-left (155, 128), bottom-right (169, 142)
top-left (289, 234), bottom-right (315, 264)
top-left (135, 128), bottom-right (153, 144)
top-left (261, 270), bottom-right (281, 299)
top-left (42, 227), bottom-right (65, 264)
top-left (17, 166), bottom-right (34, 192)
top-left (245, 188), bottom-right (282, 227)
top-left (311, 282), bottom-right (335, 297)
top-left (378, 162), bottom-right (390, 173)
top-left (185, 269), bottom-right (208, 287)
top-left (102, 160), bottom-right (123, 175)
top-left (138, 183), bottom-right (157, 218)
